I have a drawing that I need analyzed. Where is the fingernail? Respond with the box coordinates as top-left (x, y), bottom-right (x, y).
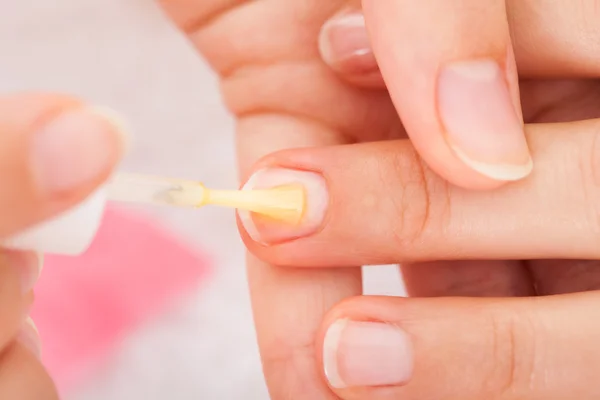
top-left (238, 168), bottom-right (328, 244)
top-left (323, 319), bottom-right (413, 389)
top-left (19, 317), bottom-right (41, 358)
top-left (319, 12), bottom-right (378, 74)
top-left (31, 106), bottom-right (129, 195)
top-left (438, 59), bottom-right (533, 181)
top-left (1, 250), bottom-right (42, 294)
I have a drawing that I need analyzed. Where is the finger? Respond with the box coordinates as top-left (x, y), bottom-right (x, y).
top-left (401, 260), bottom-right (533, 297)
top-left (319, 8), bottom-right (384, 88)
top-left (358, 0), bottom-right (532, 190)
top-left (238, 115), bottom-right (362, 400)
top-left (0, 250), bottom-right (39, 351)
top-left (320, 292), bottom-right (600, 399)
top-left (163, 1), bottom-right (372, 396)
top-left (238, 119), bottom-right (600, 266)
top-left (320, 2), bottom-right (600, 87)
top-left (0, 341), bottom-right (58, 399)
top-left (162, 0), bottom-right (404, 145)
top-left (0, 93), bottom-right (127, 237)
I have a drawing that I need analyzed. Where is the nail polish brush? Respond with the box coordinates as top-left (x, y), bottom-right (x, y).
top-left (3, 172), bottom-right (306, 256)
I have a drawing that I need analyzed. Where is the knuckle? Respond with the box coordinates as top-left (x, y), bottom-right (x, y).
top-left (482, 306), bottom-right (541, 397)
top-left (385, 149), bottom-right (451, 255)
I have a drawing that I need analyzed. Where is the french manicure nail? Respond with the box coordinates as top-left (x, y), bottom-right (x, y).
top-left (323, 319), bottom-right (413, 389)
top-left (319, 12), bottom-right (378, 74)
top-left (31, 106), bottom-right (129, 195)
top-left (19, 317), bottom-right (41, 358)
top-left (1, 250), bottom-right (42, 294)
top-left (238, 168), bottom-right (328, 244)
top-left (438, 59), bottom-right (533, 181)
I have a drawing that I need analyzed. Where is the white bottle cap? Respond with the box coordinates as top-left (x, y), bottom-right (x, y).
top-left (3, 189), bottom-right (107, 256)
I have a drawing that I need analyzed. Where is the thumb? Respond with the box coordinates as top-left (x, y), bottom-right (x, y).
top-left (359, 0), bottom-right (530, 189)
top-left (0, 93), bottom-right (127, 237)
top-left (319, 292), bottom-right (600, 400)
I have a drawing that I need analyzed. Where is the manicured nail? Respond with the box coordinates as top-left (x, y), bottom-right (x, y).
top-left (19, 317), bottom-right (41, 358)
top-left (438, 59), bottom-right (532, 181)
top-left (319, 12), bottom-right (378, 74)
top-left (1, 250), bottom-right (42, 294)
top-left (323, 319), bottom-right (413, 389)
top-left (238, 168), bottom-right (328, 244)
top-left (31, 106), bottom-right (129, 195)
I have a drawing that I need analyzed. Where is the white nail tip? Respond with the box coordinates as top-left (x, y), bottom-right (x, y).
top-left (327, 13), bottom-right (366, 28)
top-left (323, 319), bottom-right (348, 389)
top-left (446, 59), bottom-right (500, 81)
top-left (319, 13), bottom-right (367, 64)
top-left (451, 144), bottom-right (533, 181)
top-left (237, 170), bottom-right (264, 243)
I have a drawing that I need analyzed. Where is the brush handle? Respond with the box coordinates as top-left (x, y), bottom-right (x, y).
top-left (108, 173), bottom-right (206, 208)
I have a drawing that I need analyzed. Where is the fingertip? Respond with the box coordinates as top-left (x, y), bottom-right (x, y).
top-left (30, 105), bottom-right (130, 197)
top-left (320, 301), bottom-right (414, 392)
top-left (358, 1), bottom-right (531, 189)
top-left (438, 59), bottom-right (532, 183)
top-left (318, 295), bottom-right (600, 399)
top-left (0, 94), bottom-right (133, 238)
top-left (319, 11), bottom-right (385, 87)
top-left (236, 167), bottom-right (329, 245)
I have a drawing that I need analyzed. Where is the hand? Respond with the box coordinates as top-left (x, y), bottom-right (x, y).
top-left (0, 93), bottom-right (125, 398)
top-left (160, 1), bottom-right (600, 399)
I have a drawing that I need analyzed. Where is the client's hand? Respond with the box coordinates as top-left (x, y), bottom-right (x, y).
top-left (160, 1), bottom-right (600, 398)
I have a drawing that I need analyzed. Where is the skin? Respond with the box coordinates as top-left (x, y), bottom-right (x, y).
top-left (0, 93), bottom-right (126, 398)
top-left (2, 2), bottom-right (597, 398)
top-left (159, 1), bottom-right (600, 399)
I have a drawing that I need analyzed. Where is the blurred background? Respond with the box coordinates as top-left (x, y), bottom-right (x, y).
top-left (0, 1), bottom-right (403, 398)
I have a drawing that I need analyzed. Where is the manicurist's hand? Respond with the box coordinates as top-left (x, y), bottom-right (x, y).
top-left (0, 93), bottom-right (125, 399)
top-left (160, 1), bottom-right (600, 399)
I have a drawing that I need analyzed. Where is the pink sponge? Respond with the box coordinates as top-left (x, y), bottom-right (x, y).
top-left (31, 206), bottom-right (211, 393)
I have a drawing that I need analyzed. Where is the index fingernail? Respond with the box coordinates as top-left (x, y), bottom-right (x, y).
top-left (238, 168), bottom-right (328, 244)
